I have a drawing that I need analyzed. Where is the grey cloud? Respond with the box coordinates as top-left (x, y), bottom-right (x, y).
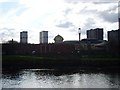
top-left (56, 21), bottom-right (74, 28)
top-left (0, 27), bottom-right (15, 31)
top-left (97, 0), bottom-right (119, 3)
top-left (99, 11), bottom-right (118, 23)
top-left (64, 8), bottom-right (72, 15)
top-left (79, 4), bottom-right (118, 23)
top-left (48, 32), bottom-right (54, 39)
top-left (64, 0), bottom-right (118, 3)
top-left (93, 2), bottom-right (118, 4)
top-left (80, 3), bottom-right (118, 13)
top-left (82, 18), bottom-right (96, 35)
top-left (119, 12), bottom-right (120, 18)
top-left (64, 0), bottom-right (82, 4)
top-left (84, 18), bottom-right (96, 29)
top-left (0, 27), bottom-right (16, 42)
top-left (108, 5), bottom-right (118, 11)
top-left (93, 2), bottom-right (111, 4)
top-left (80, 7), bottom-right (98, 14)
top-left (118, 2), bottom-right (120, 18)
top-left (64, 0), bottom-right (95, 3)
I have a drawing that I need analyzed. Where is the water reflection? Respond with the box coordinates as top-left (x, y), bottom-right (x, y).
top-left (2, 69), bottom-right (120, 88)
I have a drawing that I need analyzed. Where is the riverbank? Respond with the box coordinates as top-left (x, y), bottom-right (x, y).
top-left (2, 55), bottom-right (120, 72)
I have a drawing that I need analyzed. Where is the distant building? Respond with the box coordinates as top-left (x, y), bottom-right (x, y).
top-left (119, 18), bottom-right (120, 29)
top-left (118, 1), bottom-right (120, 29)
top-left (81, 39), bottom-right (107, 50)
top-left (108, 30), bottom-right (119, 44)
top-left (54, 35), bottom-right (64, 43)
top-left (87, 28), bottom-right (103, 40)
top-left (40, 31), bottom-right (48, 44)
top-left (20, 31), bottom-right (28, 43)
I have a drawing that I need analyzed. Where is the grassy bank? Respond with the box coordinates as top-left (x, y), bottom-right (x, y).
top-left (2, 55), bottom-right (120, 71)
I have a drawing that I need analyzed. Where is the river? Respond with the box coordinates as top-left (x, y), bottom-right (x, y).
top-left (2, 69), bottom-right (120, 88)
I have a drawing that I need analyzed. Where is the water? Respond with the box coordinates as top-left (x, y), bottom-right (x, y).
top-left (2, 69), bottom-right (120, 88)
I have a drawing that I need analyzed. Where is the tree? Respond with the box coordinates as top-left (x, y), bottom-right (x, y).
top-left (6, 39), bottom-right (18, 44)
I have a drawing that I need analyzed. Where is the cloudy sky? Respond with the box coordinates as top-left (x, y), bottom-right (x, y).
top-left (0, 0), bottom-right (119, 43)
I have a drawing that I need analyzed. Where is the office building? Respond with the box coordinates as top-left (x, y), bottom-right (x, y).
top-left (119, 18), bottom-right (120, 29)
top-left (40, 31), bottom-right (48, 44)
top-left (87, 28), bottom-right (103, 40)
top-left (108, 30), bottom-right (119, 44)
top-left (118, 1), bottom-right (120, 29)
top-left (20, 31), bottom-right (28, 43)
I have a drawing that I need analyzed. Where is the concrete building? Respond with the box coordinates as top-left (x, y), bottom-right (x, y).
top-left (119, 18), bottom-right (120, 29)
top-left (108, 30), bottom-right (119, 44)
top-left (54, 35), bottom-right (64, 43)
top-left (118, 1), bottom-right (120, 29)
top-left (81, 39), bottom-right (106, 50)
top-left (87, 28), bottom-right (103, 40)
top-left (40, 31), bottom-right (48, 44)
top-left (20, 31), bottom-right (28, 43)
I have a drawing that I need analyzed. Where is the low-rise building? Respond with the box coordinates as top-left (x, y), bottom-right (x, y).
top-left (54, 35), bottom-right (64, 43)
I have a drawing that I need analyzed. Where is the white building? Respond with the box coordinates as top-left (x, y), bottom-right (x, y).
top-left (40, 31), bottom-right (48, 44)
top-left (20, 31), bottom-right (28, 43)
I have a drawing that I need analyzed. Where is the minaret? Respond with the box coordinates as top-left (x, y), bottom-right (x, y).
top-left (78, 28), bottom-right (81, 41)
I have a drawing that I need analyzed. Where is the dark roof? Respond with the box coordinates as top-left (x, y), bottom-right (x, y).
top-left (63, 40), bottom-right (80, 44)
top-left (81, 39), bottom-right (103, 44)
top-left (54, 35), bottom-right (64, 40)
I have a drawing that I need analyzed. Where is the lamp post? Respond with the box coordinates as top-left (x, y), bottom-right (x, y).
top-left (78, 28), bottom-right (81, 42)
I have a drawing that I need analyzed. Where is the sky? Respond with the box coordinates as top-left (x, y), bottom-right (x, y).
top-left (0, 0), bottom-right (119, 44)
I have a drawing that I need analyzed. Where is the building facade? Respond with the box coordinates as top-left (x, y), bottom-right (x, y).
top-left (118, 4), bottom-right (120, 29)
top-left (54, 35), bottom-right (64, 43)
top-left (40, 31), bottom-right (48, 44)
top-left (87, 28), bottom-right (103, 40)
top-left (20, 31), bottom-right (28, 43)
top-left (108, 30), bottom-right (119, 44)
top-left (119, 18), bottom-right (120, 29)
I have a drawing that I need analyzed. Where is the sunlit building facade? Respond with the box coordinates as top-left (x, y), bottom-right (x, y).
top-left (40, 31), bottom-right (48, 44)
top-left (20, 31), bottom-right (28, 43)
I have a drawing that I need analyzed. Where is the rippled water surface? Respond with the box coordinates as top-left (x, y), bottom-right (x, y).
top-left (2, 69), bottom-right (120, 88)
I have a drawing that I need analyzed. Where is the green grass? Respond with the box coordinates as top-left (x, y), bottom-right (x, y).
top-left (2, 55), bottom-right (120, 62)
top-left (3, 55), bottom-right (54, 61)
top-left (2, 55), bottom-right (120, 69)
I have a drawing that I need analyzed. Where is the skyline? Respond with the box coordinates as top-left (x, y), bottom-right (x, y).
top-left (0, 0), bottom-right (119, 44)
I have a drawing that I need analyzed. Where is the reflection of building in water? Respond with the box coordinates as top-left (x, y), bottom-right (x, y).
top-left (87, 28), bottom-right (103, 40)
top-left (20, 31), bottom-right (28, 43)
top-left (54, 34), bottom-right (64, 43)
